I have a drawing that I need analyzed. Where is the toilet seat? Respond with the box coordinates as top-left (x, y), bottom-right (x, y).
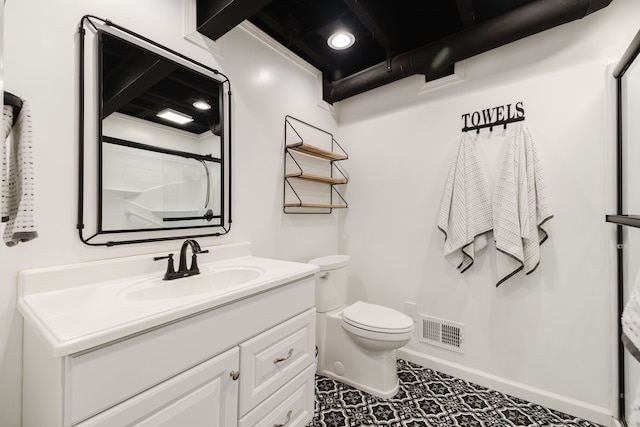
top-left (342, 301), bottom-right (413, 334)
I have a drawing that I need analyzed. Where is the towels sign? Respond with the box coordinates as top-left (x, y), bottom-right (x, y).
top-left (461, 101), bottom-right (525, 132)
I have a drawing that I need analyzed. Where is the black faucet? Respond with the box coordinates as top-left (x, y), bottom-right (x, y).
top-left (153, 239), bottom-right (209, 280)
top-left (178, 239), bottom-right (209, 276)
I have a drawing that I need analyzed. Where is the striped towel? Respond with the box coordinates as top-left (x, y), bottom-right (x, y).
top-left (2, 106), bottom-right (13, 221)
top-left (438, 132), bottom-right (493, 273)
top-left (493, 124), bottom-right (552, 286)
top-left (2, 100), bottom-right (38, 246)
top-left (623, 270), bottom-right (640, 361)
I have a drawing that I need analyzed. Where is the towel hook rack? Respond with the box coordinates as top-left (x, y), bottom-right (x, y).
top-left (461, 101), bottom-right (525, 133)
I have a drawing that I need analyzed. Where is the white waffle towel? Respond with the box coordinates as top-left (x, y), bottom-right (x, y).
top-left (438, 132), bottom-right (493, 273)
top-left (623, 271), bottom-right (640, 426)
top-left (2, 100), bottom-right (38, 246)
top-left (1, 106), bottom-right (13, 220)
top-left (623, 270), bottom-right (640, 363)
top-left (493, 123), bottom-right (552, 286)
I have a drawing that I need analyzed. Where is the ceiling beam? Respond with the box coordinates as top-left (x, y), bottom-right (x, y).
top-left (167, 75), bottom-right (220, 100)
top-left (197, 0), bottom-right (273, 41)
top-left (342, 0), bottom-right (392, 55)
top-left (455, 0), bottom-right (476, 28)
top-left (103, 58), bottom-right (177, 118)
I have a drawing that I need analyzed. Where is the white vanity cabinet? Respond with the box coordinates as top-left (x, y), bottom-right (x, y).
top-left (22, 274), bottom-right (316, 427)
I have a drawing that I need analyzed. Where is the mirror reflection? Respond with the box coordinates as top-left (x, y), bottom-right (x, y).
top-left (101, 137), bottom-right (221, 231)
top-left (98, 30), bottom-right (224, 233)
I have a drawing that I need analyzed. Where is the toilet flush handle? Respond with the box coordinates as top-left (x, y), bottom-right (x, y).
top-left (319, 272), bottom-right (330, 279)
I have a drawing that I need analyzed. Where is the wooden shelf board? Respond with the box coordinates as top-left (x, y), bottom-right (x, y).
top-left (285, 173), bottom-right (347, 184)
top-left (284, 203), bottom-right (347, 209)
top-left (286, 142), bottom-right (347, 161)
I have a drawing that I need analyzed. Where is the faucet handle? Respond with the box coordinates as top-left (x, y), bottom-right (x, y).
top-left (188, 254), bottom-right (201, 275)
top-left (188, 248), bottom-right (208, 275)
top-left (189, 240), bottom-right (209, 255)
top-left (153, 253), bottom-right (177, 280)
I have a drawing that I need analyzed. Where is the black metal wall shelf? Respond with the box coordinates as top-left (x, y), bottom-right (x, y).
top-left (283, 116), bottom-right (348, 213)
top-left (606, 215), bottom-right (640, 229)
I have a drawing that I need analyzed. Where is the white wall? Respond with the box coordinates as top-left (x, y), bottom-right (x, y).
top-left (336, 0), bottom-right (639, 423)
top-left (0, 1), bottom-right (341, 425)
top-left (2, 0), bottom-right (638, 425)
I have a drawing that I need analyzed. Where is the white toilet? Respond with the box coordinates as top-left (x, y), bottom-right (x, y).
top-left (310, 255), bottom-right (414, 398)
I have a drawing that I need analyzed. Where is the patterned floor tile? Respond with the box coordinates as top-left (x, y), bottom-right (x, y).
top-left (307, 359), bottom-right (601, 427)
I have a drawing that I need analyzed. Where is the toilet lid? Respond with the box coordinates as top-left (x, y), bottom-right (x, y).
top-left (308, 255), bottom-right (350, 270)
top-left (342, 301), bottom-right (414, 333)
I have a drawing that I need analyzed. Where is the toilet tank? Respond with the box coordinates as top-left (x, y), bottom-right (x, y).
top-left (309, 255), bottom-right (350, 313)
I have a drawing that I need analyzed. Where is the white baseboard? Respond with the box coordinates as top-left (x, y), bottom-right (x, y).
top-left (398, 348), bottom-right (615, 427)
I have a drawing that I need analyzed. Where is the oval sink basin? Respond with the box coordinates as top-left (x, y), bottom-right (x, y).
top-left (122, 267), bottom-right (264, 300)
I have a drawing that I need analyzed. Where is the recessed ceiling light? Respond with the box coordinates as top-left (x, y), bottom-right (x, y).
top-left (156, 108), bottom-right (194, 125)
top-left (192, 100), bottom-right (211, 110)
top-left (328, 31), bottom-right (355, 50)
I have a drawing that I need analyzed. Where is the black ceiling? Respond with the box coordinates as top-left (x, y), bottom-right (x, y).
top-left (100, 31), bottom-right (222, 135)
top-left (245, 0), bottom-right (533, 83)
top-left (197, 0), bottom-right (612, 103)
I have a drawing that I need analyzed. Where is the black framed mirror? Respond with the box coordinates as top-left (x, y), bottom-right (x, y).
top-left (78, 16), bottom-right (232, 246)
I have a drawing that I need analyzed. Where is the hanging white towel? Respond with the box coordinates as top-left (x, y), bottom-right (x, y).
top-left (623, 270), bottom-right (640, 363)
top-left (623, 270), bottom-right (640, 426)
top-left (629, 391), bottom-right (640, 427)
top-left (2, 100), bottom-right (38, 246)
top-left (2, 106), bottom-right (13, 221)
top-left (438, 133), bottom-right (493, 273)
top-left (493, 123), bottom-right (552, 286)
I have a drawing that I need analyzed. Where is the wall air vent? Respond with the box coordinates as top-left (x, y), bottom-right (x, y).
top-left (419, 315), bottom-right (465, 354)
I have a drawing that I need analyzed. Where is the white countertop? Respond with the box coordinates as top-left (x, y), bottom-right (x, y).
top-left (17, 243), bottom-right (318, 357)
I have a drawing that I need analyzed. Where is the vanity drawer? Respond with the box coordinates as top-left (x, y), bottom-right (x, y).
top-left (239, 363), bottom-right (315, 427)
top-left (239, 308), bottom-right (315, 416)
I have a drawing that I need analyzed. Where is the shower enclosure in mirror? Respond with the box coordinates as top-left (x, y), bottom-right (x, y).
top-left (78, 16), bottom-right (231, 245)
top-left (606, 29), bottom-right (640, 425)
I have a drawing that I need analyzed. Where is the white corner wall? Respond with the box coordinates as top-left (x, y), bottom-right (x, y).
top-left (0, 1), bottom-right (342, 425)
top-left (2, 0), bottom-right (638, 425)
top-left (336, 0), bottom-right (639, 424)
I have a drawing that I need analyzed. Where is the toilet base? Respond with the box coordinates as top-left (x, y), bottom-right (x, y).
top-left (318, 366), bottom-right (400, 399)
top-left (316, 309), bottom-right (402, 399)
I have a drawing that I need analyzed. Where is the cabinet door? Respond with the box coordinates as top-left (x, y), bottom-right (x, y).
top-left (75, 347), bottom-right (239, 427)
